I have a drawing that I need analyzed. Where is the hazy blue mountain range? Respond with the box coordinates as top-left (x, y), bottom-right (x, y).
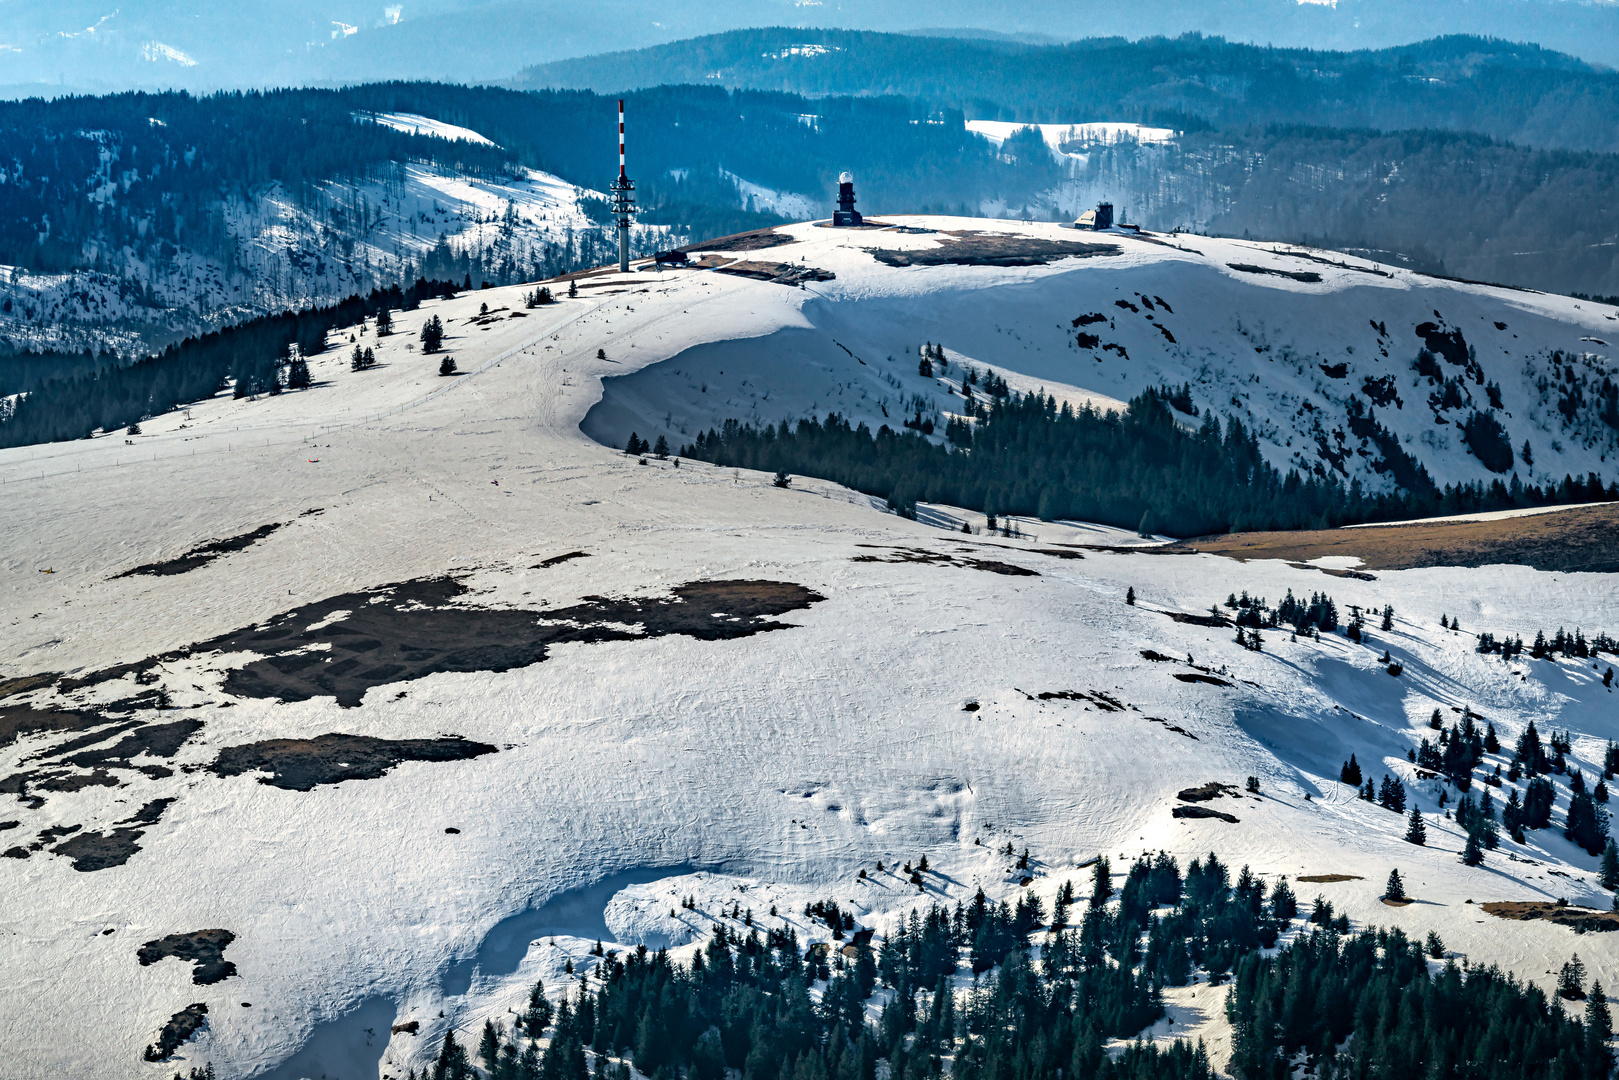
top-left (515, 30), bottom-right (1619, 154)
top-left (3, 0), bottom-right (1618, 97)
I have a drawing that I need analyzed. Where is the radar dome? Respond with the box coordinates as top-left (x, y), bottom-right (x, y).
top-left (838, 171), bottom-right (854, 184)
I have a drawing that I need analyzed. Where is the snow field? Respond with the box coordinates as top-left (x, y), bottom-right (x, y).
top-left (0, 218), bottom-right (1616, 1078)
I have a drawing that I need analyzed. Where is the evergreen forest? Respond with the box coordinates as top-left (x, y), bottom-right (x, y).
top-left (384, 850), bottom-right (1611, 1080)
top-left (0, 278), bottom-right (458, 448)
top-left (682, 389), bottom-right (1619, 537)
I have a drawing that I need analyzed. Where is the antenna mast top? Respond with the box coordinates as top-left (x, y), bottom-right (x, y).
top-left (611, 99), bottom-right (636, 272)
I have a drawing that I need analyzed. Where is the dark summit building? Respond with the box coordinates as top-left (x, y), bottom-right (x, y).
top-left (833, 171), bottom-right (863, 227)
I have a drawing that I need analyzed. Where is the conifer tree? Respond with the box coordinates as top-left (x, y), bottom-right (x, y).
top-left (375, 307), bottom-right (393, 335)
top-left (1600, 839), bottom-right (1619, 891)
top-left (1462, 831), bottom-right (1484, 866)
top-left (568, 278), bottom-right (578, 298)
top-left (431, 1028), bottom-right (471, 1080)
top-left (421, 315), bottom-right (446, 353)
top-left (1405, 806), bottom-right (1427, 845)
top-left (1382, 869), bottom-right (1406, 902)
top-left (1566, 785), bottom-right (1610, 856)
top-left (478, 1020), bottom-right (500, 1070)
top-left (1559, 955), bottom-right (1588, 1000)
top-left (439, 356), bottom-right (456, 376)
top-left (1341, 754), bottom-right (1362, 786)
top-left (654, 435), bottom-right (669, 459)
top-left (1126, 586), bottom-right (1135, 606)
top-left (524, 978), bottom-right (553, 1037)
top-left (1586, 982), bottom-right (1613, 1076)
top-left (1090, 856), bottom-right (1113, 904)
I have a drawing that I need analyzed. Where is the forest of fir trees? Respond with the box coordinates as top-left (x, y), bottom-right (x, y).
top-left (683, 387), bottom-right (1619, 538)
top-left (253, 848), bottom-right (1616, 1080)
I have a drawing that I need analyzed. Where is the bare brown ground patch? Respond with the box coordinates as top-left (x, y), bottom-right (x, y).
top-left (0, 673), bottom-right (58, 700)
top-left (1172, 805), bottom-right (1239, 823)
top-left (1164, 503), bottom-right (1619, 572)
top-left (714, 261), bottom-right (836, 285)
top-left (45, 799), bottom-right (173, 871)
top-left (1482, 901), bottom-right (1619, 932)
top-left (1178, 782), bottom-right (1238, 802)
top-left (111, 522), bottom-right (281, 579)
top-left (852, 545), bottom-right (1038, 577)
top-left (144, 1003), bottom-right (208, 1062)
top-left (139, 929), bottom-right (238, 984)
top-left (871, 233), bottom-right (1120, 268)
top-left (1296, 874), bottom-right (1364, 883)
top-left (55, 575), bottom-right (824, 709)
top-left (1174, 672), bottom-right (1232, 687)
top-left (210, 734), bottom-right (497, 791)
top-left (680, 228), bottom-right (794, 254)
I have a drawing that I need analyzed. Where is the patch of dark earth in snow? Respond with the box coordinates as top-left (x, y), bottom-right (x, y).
top-left (1174, 672), bottom-right (1233, 686)
top-left (2, 709), bottom-right (203, 800)
top-left (0, 672), bottom-right (59, 699)
top-left (52, 576), bottom-right (825, 708)
top-left (680, 228), bottom-right (793, 254)
top-left (112, 522), bottom-right (282, 578)
top-left (1177, 782), bottom-right (1238, 802)
top-left (872, 233), bottom-right (1119, 267)
top-left (1225, 262), bottom-right (1321, 283)
top-left (46, 799), bottom-right (174, 871)
top-left (144, 1003), bottom-right (208, 1062)
top-left (852, 546), bottom-right (1038, 577)
top-left (139, 928), bottom-right (238, 984)
top-left (534, 551), bottom-right (591, 568)
top-left (1172, 805), bottom-right (1240, 823)
top-left (210, 733), bottom-right (496, 790)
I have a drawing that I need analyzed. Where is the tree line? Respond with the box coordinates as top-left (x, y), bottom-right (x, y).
top-left (401, 849), bottom-right (1608, 1080)
top-left (682, 389), bottom-right (1619, 537)
top-left (0, 278), bottom-right (458, 447)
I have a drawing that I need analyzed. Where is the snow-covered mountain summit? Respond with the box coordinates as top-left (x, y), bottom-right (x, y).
top-left (583, 216), bottom-right (1619, 496)
top-left (1, 216), bottom-right (1616, 1078)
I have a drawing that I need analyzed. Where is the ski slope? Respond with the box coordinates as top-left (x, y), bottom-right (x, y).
top-left (1, 217), bottom-right (1617, 1079)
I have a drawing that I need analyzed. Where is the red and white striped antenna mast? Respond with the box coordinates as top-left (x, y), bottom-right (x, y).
top-left (610, 98), bottom-right (636, 273)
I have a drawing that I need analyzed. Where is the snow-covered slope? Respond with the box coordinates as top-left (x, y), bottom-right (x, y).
top-left (1, 216), bottom-right (1616, 1079)
top-left (585, 217), bottom-right (1619, 494)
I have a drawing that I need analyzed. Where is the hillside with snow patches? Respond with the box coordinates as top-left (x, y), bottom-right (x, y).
top-left (0, 115), bottom-right (668, 359)
top-left (1, 216), bottom-right (1617, 1078)
top-left (586, 217), bottom-right (1619, 496)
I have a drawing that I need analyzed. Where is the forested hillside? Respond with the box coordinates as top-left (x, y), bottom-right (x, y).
top-left (0, 85), bottom-right (1047, 359)
top-left (516, 31), bottom-right (1619, 154)
top-left (8, 61), bottom-right (1619, 363)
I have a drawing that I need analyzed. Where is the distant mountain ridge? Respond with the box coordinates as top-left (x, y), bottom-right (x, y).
top-left (4, 0), bottom-right (1619, 96)
top-left (514, 29), bottom-right (1619, 154)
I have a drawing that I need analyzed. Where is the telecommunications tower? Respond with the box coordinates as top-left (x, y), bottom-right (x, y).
top-left (610, 99), bottom-right (636, 273)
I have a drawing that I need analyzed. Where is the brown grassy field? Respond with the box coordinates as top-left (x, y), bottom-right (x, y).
top-left (1165, 503), bottom-right (1619, 573)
